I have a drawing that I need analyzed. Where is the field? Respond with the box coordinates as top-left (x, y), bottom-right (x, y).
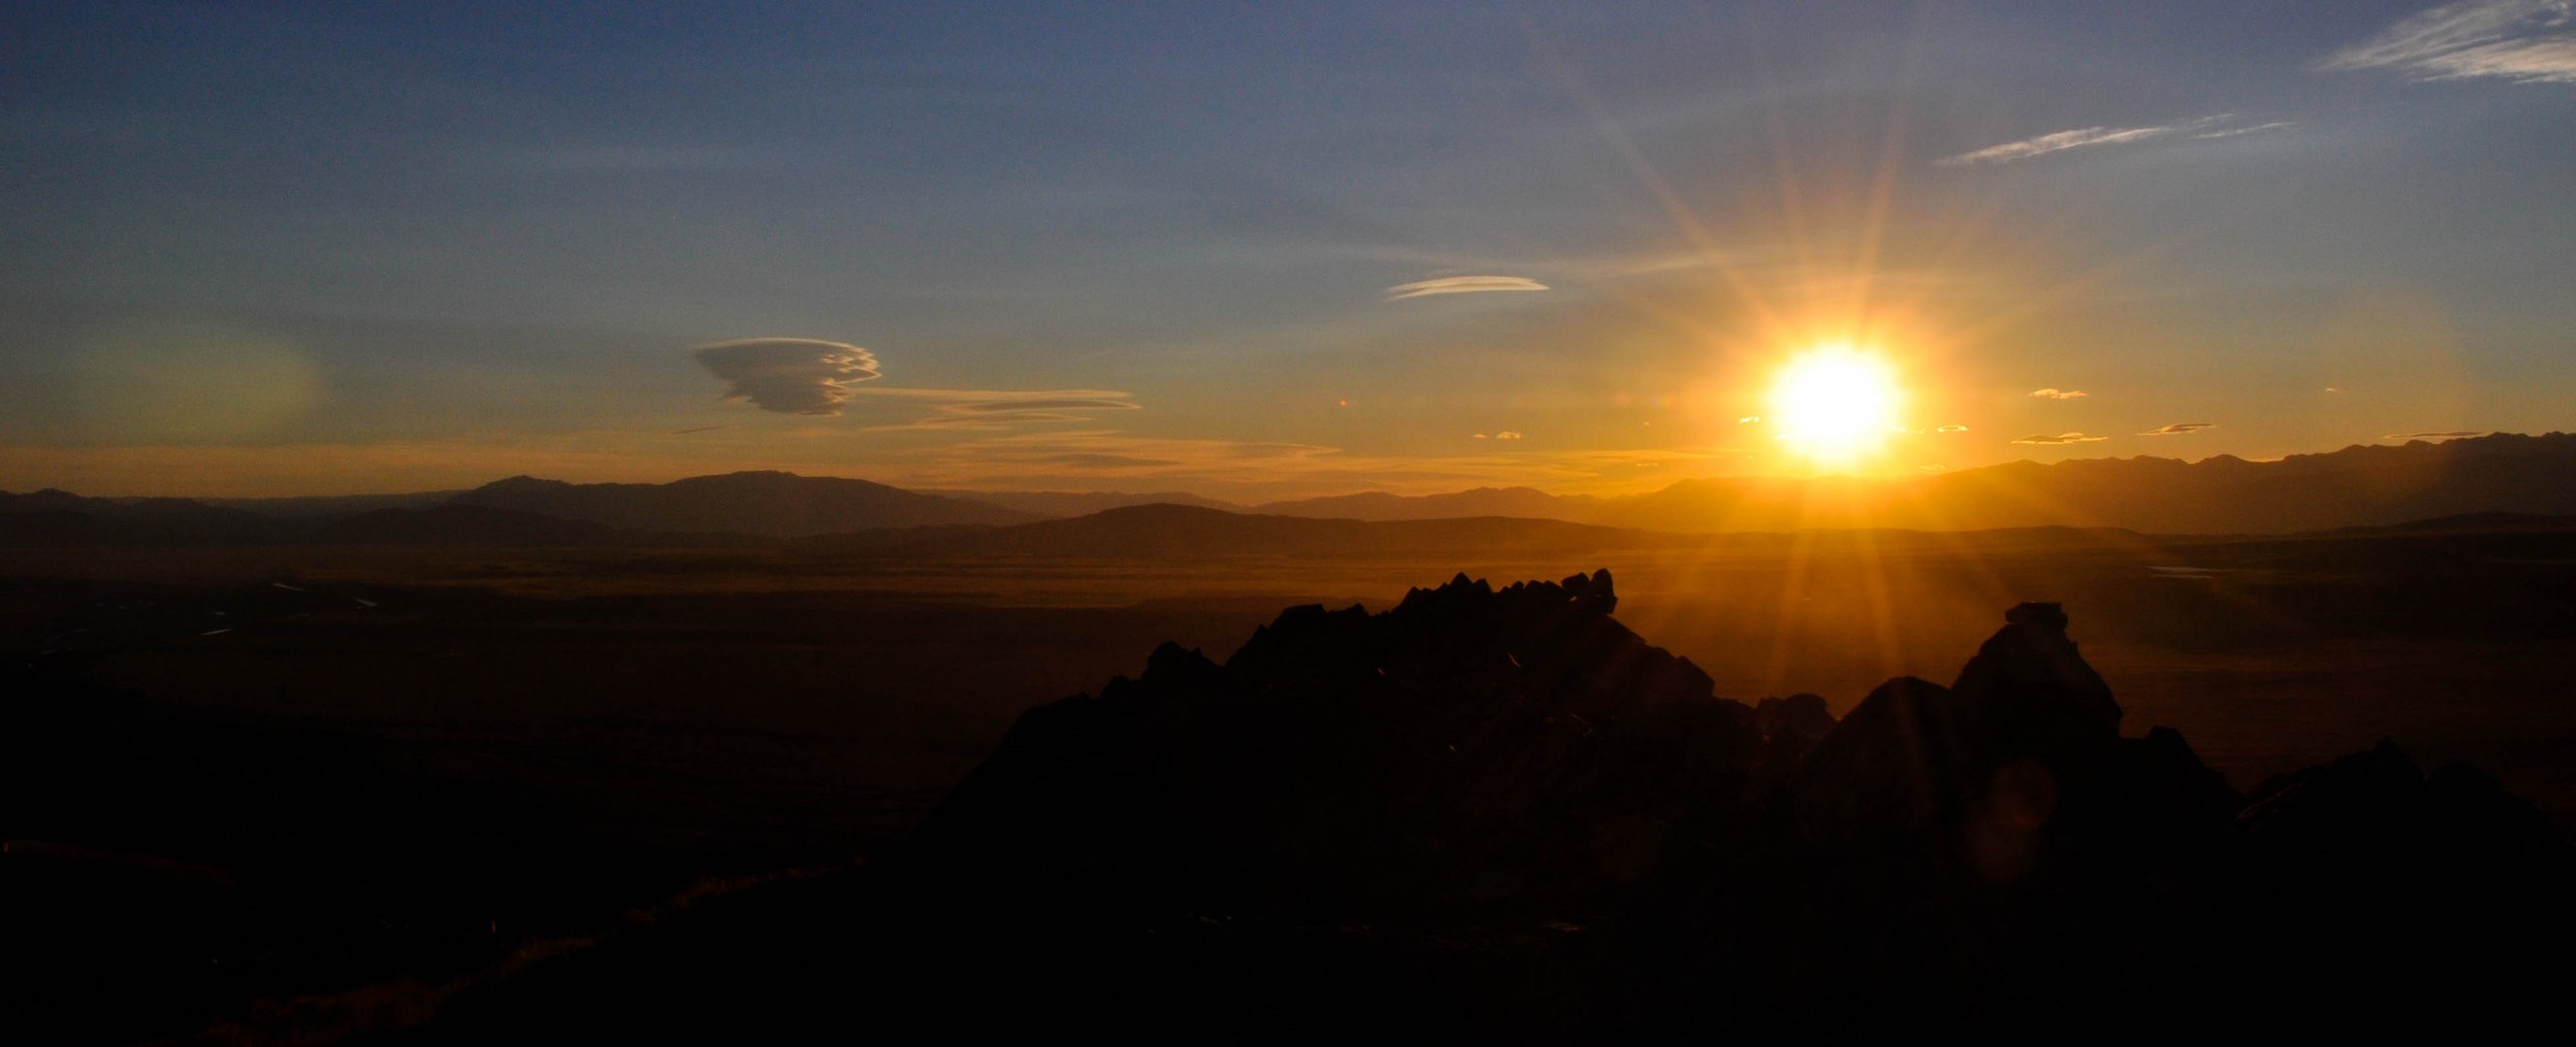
top-left (7, 524), bottom-right (2574, 1039)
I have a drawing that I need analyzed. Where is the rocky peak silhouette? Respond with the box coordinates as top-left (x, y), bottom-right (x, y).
top-left (883, 572), bottom-right (2571, 1038)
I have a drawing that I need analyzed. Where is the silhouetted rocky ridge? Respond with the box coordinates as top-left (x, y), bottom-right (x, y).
top-left (884, 571), bottom-right (2573, 1038)
top-left (411, 571), bottom-right (2574, 1041)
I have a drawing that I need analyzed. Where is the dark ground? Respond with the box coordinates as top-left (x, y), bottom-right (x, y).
top-left (6, 523), bottom-right (2573, 1042)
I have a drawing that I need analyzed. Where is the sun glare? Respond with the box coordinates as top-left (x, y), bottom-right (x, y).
top-left (1768, 344), bottom-right (1904, 469)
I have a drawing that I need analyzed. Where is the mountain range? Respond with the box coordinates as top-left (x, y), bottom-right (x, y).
top-left (5, 432), bottom-right (2574, 547)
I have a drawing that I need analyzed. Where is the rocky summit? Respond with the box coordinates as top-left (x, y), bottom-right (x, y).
top-left (887, 571), bottom-right (2572, 1038)
top-left (418, 571), bottom-right (2576, 1042)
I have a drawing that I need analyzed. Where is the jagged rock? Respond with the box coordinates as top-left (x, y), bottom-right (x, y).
top-left (878, 574), bottom-right (2571, 1040)
top-left (1754, 693), bottom-right (1834, 744)
top-left (910, 570), bottom-right (1756, 913)
top-left (1955, 600), bottom-right (2120, 733)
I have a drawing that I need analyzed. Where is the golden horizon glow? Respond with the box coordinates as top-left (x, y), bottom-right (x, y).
top-left (1768, 344), bottom-right (1905, 470)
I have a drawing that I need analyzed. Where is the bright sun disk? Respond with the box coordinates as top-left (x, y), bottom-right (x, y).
top-left (1768, 344), bottom-right (1903, 468)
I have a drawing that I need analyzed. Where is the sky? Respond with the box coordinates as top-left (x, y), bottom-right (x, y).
top-left (4, 1), bottom-right (2572, 498)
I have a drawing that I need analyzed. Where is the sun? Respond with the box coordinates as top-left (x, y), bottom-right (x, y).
top-left (1767, 344), bottom-right (1904, 468)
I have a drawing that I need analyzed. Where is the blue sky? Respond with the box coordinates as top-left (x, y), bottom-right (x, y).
top-left (4, 2), bottom-right (2572, 496)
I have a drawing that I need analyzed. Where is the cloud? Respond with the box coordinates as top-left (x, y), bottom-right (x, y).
top-left (1383, 275), bottom-right (1550, 301)
top-left (1737, 416), bottom-right (1761, 424)
top-left (2141, 422), bottom-right (2217, 435)
top-left (693, 338), bottom-right (882, 415)
top-left (2029, 388), bottom-right (2089, 399)
top-left (2012, 432), bottom-right (2109, 445)
top-left (943, 397), bottom-right (1139, 415)
top-left (671, 425), bottom-right (729, 434)
top-left (692, 340), bottom-right (1137, 429)
top-left (2383, 430), bottom-right (2491, 440)
top-left (2321, 0), bottom-right (2576, 84)
top-left (852, 389), bottom-right (1141, 432)
top-left (1494, 430), bottom-right (1524, 440)
top-left (1036, 453), bottom-right (1181, 469)
top-left (2192, 120), bottom-right (2296, 140)
top-left (1936, 425), bottom-right (1970, 432)
top-left (1935, 115), bottom-right (2252, 166)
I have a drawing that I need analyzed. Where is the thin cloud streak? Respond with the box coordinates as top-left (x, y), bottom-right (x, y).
top-left (2141, 423), bottom-right (2216, 435)
top-left (2321, 0), bottom-right (2576, 84)
top-left (2013, 432), bottom-right (2109, 445)
top-left (1383, 275), bottom-right (1551, 301)
top-left (1936, 114), bottom-right (2262, 166)
top-left (2383, 429), bottom-right (2493, 440)
top-left (2192, 121), bottom-right (2295, 140)
top-left (2030, 388), bottom-right (2089, 399)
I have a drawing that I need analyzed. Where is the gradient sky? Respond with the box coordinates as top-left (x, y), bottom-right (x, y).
top-left (5, 1), bottom-right (2572, 498)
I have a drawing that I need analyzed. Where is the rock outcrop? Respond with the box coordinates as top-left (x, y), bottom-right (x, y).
top-left (887, 572), bottom-right (2572, 1038)
top-left (913, 569), bottom-right (1764, 912)
top-left (415, 571), bottom-right (2572, 1041)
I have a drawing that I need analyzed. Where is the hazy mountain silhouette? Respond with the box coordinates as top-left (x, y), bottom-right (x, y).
top-left (15, 433), bottom-right (2573, 545)
top-left (450, 470), bottom-right (1038, 536)
top-left (1244, 432), bottom-right (2576, 534)
top-left (1252, 486), bottom-right (1601, 523)
top-left (796, 502), bottom-right (1663, 558)
top-left (0, 490), bottom-right (280, 546)
top-left (921, 489), bottom-right (1247, 518)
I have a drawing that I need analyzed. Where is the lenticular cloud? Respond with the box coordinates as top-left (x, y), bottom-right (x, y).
top-left (694, 338), bottom-right (883, 415)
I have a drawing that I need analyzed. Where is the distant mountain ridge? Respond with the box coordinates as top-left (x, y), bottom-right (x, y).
top-left (797, 503), bottom-right (1661, 558)
top-left (8, 432), bottom-right (2575, 545)
top-left (1205, 432), bottom-right (2576, 535)
top-left (1591, 431), bottom-right (2576, 534)
top-left (1250, 486), bottom-right (1600, 522)
top-left (918, 489), bottom-right (1245, 518)
top-left (451, 470), bottom-right (1038, 536)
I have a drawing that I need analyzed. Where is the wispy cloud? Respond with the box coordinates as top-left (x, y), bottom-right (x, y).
top-left (1936, 425), bottom-right (1970, 433)
top-left (2321, 0), bottom-right (2576, 84)
top-left (694, 337), bottom-right (1134, 428)
top-left (2383, 429), bottom-right (2492, 439)
top-left (849, 388), bottom-right (1140, 432)
top-left (2029, 388), bottom-right (2090, 399)
top-left (2141, 422), bottom-right (2216, 435)
top-left (693, 338), bottom-right (881, 415)
top-left (2013, 432), bottom-right (2109, 445)
top-left (1935, 114), bottom-right (2279, 166)
top-left (1383, 275), bottom-right (1550, 301)
top-left (2191, 121), bottom-right (2296, 140)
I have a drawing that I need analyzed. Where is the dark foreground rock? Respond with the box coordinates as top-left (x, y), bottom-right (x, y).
top-left (406, 573), bottom-right (2575, 1042)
